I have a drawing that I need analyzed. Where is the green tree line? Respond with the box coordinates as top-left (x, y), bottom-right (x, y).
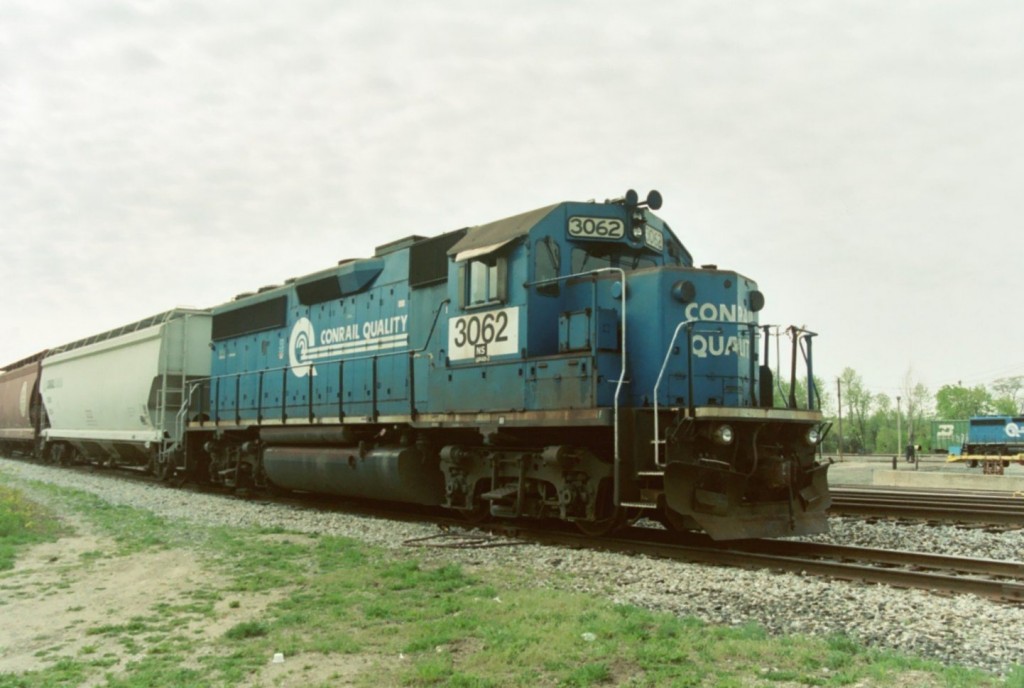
top-left (817, 369), bottom-right (1024, 455)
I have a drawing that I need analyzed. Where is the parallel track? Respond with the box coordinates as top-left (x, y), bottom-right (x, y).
top-left (830, 486), bottom-right (1024, 527)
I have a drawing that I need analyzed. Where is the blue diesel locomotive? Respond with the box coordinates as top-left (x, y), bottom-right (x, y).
top-left (963, 416), bottom-right (1024, 455)
top-left (956, 416), bottom-right (1024, 468)
top-left (182, 190), bottom-right (830, 539)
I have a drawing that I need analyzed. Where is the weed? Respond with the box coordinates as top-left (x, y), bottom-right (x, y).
top-left (224, 620), bottom-right (269, 640)
top-left (1004, 665), bottom-right (1024, 688)
top-left (0, 483), bottom-right (67, 569)
top-left (89, 656), bottom-right (120, 669)
top-left (0, 658), bottom-right (87, 688)
top-left (563, 662), bottom-right (611, 686)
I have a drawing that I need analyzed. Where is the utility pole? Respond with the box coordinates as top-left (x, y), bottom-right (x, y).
top-left (896, 395), bottom-right (902, 464)
top-left (836, 378), bottom-right (844, 462)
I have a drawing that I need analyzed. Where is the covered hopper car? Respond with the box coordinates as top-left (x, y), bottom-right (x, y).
top-left (0, 352), bottom-right (46, 457)
top-left (39, 310), bottom-right (212, 472)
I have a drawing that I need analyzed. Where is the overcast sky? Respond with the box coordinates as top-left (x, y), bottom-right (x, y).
top-left (2, 0), bottom-right (1022, 402)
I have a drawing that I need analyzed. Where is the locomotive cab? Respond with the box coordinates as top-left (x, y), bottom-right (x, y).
top-left (432, 190), bottom-right (830, 538)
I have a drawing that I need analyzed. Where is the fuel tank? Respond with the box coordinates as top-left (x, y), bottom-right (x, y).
top-left (261, 445), bottom-right (445, 505)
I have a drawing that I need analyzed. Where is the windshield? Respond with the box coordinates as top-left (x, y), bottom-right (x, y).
top-left (571, 247), bottom-right (658, 274)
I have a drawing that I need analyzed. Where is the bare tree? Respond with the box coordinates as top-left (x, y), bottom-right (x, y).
top-left (838, 367), bottom-right (873, 452)
top-left (901, 368), bottom-right (932, 446)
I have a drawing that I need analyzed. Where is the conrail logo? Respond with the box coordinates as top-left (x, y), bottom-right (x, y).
top-left (288, 318), bottom-right (318, 378)
top-left (1006, 422), bottom-right (1024, 439)
top-left (287, 315), bottom-right (410, 378)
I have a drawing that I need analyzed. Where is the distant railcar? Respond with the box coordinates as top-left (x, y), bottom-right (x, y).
top-left (959, 416), bottom-right (1024, 466)
top-left (0, 352), bottom-right (46, 456)
top-left (930, 419), bottom-right (968, 454)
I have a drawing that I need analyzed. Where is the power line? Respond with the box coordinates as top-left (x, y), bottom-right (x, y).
top-left (934, 364), bottom-right (1024, 389)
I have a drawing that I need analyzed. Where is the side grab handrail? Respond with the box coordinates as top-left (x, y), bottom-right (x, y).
top-left (651, 321), bottom-right (817, 467)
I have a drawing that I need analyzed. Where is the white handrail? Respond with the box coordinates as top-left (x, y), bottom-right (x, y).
top-left (651, 319), bottom-right (760, 467)
top-left (651, 319), bottom-right (698, 467)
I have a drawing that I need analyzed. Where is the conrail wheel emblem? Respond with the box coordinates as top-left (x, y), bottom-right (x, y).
top-left (288, 317), bottom-right (317, 378)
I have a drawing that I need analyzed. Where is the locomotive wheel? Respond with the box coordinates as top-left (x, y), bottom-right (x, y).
top-left (658, 507), bottom-right (697, 534)
top-left (458, 502), bottom-right (491, 524)
top-left (148, 454), bottom-right (172, 481)
top-left (155, 460), bottom-right (173, 482)
top-left (573, 478), bottom-right (624, 536)
top-left (574, 509), bottom-right (625, 537)
top-left (455, 484), bottom-right (492, 524)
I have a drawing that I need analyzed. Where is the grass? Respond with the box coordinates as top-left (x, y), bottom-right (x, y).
top-left (0, 483), bottom-right (67, 570)
top-left (1, 471), bottom-right (1022, 687)
top-left (21, 481), bottom-right (182, 555)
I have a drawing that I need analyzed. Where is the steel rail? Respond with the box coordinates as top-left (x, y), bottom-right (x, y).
top-left (473, 524), bottom-right (1024, 605)
top-left (719, 538), bottom-right (1024, 579)
top-left (830, 487), bottom-right (1024, 525)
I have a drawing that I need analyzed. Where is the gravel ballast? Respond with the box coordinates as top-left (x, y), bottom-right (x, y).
top-left (3, 458), bottom-right (1022, 676)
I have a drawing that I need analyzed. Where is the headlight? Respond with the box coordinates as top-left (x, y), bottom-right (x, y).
top-left (713, 424), bottom-right (734, 445)
top-left (806, 427), bottom-right (821, 445)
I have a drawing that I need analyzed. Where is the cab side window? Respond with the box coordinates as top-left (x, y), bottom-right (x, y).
top-left (459, 255), bottom-right (508, 308)
top-left (535, 237), bottom-right (560, 295)
top-left (469, 258), bottom-right (498, 305)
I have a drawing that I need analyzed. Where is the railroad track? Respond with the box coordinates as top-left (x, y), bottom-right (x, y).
top-left (422, 524), bottom-right (1024, 605)
top-left (830, 486), bottom-right (1024, 526)
top-left (9, 457), bottom-right (1024, 604)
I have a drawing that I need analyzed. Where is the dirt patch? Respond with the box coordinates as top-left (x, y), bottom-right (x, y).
top-left (0, 511), bottom-right (282, 681)
top-left (251, 651), bottom-right (400, 687)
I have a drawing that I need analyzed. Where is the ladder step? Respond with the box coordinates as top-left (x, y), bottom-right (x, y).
top-left (618, 501), bottom-right (658, 510)
top-left (637, 471), bottom-right (665, 477)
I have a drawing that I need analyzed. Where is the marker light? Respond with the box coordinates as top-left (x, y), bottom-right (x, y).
top-left (806, 427), bottom-right (821, 445)
top-left (671, 280), bottom-right (696, 303)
